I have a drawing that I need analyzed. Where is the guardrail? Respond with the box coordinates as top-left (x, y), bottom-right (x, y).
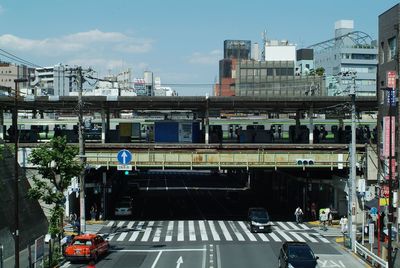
top-left (355, 241), bottom-right (388, 268)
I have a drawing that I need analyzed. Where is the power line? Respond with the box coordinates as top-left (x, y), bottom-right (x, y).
top-left (0, 49), bottom-right (42, 68)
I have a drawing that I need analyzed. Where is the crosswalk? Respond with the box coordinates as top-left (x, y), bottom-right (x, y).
top-left (100, 220), bottom-right (330, 244)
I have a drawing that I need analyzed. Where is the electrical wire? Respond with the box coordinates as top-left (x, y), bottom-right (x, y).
top-left (0, 49), bottom-right (42, 68)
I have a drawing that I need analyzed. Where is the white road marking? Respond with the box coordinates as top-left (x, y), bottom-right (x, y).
top-left (289, 232), bottom-right (306, 242)
top-left (269, 232), bottom-right (282, 242)
top-left (151, 251), bottom-right (163, 268)
top-left (117, 221), bottom-right (125, 228)
top-left (276, 230), bottom-right (293, 241)
top-left (129, 221), bottom-right (144, 241)
top-left (141, 221), bottom-right (154, 242)
top-left (218, 221), bottom-right (233, 241)
top-left (178, 221), bottom-right (184, 241)
top-left (228, 221), bottom-right (245, 241)
top-left (275, 221), bottom-right (290, 230)
top-left (238, 221), bottom-right (257, 241)
top-left (299, 223), bottom-right (310, 230)
top-left (107, 221), bottom-right (114, 227)
top-left (107, 233), bottom-right (115, 241)
top-left (316, 235), bottom-right (330, 243)
top-left (257, 233), bottom-right (270, 242)
top-left (208, 221), bottom-right (220, 241)
top-left (287, 222), bottom-right (300, 229)
top-left (166, 221), bottom-right (174, 242)
top-left (127, 221), bottom-right (135, 229)
top-left (153, 227), bottom-right (162, 242)
top-left (198, 221), bottom-right (209, 241)
top-left (300, 232), bottom-right (318, 243)
top-left (189, 221), bottom-right (196, 241)
top-left (116, 231), bottom-right (128, 241)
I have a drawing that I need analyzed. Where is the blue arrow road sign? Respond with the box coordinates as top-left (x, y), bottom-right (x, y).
top-left (117, 149), bottom-right (132, 165)
top-left (370, 207), bottom-right (378, 215)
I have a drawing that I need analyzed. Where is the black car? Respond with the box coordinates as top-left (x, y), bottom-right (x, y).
top-left (248, 207), bottom-right (271, 233)
top-left (278, 242), bottom-right (319, 268)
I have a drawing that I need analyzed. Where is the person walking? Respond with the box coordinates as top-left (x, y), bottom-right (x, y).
top-left (340, 215), bottom-right (348, 234)
top-left (319, 210), bottom-right (328, 231)
top-left (311, 202), bottom-right (317, 221)
top-left (328, 210), bottom-right (333, 226)
top-left (294, 207), bottom-right (304, 224)
top-left (90, 204), bottom-right (97, 221)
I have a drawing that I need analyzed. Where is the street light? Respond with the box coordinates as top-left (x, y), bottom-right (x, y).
top-left (13, 78), bottom-right (27, 268)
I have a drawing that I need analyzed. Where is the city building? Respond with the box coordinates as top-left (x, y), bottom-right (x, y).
top-left (378, 3), bottom-right (400, 199)
top-left (215, 40), bottom-right (252, 96)
top-left (30, 64), bottom-right (77, 96)
top-left (296, 49), bottom-right (314, 76)
top-left (309, 20), bottom-right (378, 96)
top-left (0, 62), bottom-right (33, 94)
top-left (215, 38), bottom-right (325, 97)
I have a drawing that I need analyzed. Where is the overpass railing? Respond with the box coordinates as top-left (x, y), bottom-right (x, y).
top-left (82, 150), bottom-right (359, 169)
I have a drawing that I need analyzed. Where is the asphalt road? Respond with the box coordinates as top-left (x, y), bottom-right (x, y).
top-left (61, 187), bottom-right (368, 268)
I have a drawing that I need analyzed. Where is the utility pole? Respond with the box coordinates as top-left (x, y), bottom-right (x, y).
top-left (347, 71), bottom-right (357, 251)
top-left (13, 78), bottom-right (27, 268)
top-left (77, 67), bottom-right (86, 234)
top-left (388, 86), bottom-right (395, 268)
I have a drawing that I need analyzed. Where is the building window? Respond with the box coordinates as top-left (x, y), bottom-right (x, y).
top-left (380, 42), bottom-right (385, 63)
top-left (388, 36), bottom-right (397, 61)
top-left (267, 68), bottom-right (273, 76)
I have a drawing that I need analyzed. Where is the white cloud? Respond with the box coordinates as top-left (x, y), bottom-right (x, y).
top-left (0, 5), bottom-right (4, 14)
top-left (67, 58), bottom-right (128, 71)
top-left (0, 29), bottom-right (153, 56)
top-left (188, 49), bottom-right (221, 65)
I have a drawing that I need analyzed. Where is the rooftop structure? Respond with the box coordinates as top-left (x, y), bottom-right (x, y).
top-left (308, 20), bottom-right (378, 96)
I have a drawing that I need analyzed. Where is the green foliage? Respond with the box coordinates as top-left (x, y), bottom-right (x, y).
top-left (315, 67), bottom-right (325, 76)
top-left (28, 136), bottom-right (81, 236)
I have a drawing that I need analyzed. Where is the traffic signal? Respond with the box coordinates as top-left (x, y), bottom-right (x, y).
top-left (296, 159), bottom-right (315, 165)
top-left (124, 170), bottom-right (129, 175)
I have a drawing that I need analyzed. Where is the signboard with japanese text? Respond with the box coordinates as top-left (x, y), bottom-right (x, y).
top-left (387, 71), bottom-right (397, 88)
top-left (383, 116), bottom-right (395, 158)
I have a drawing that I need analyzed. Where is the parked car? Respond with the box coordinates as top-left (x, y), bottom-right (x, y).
top-left (115, 197), bottom-right (133, 216)
top-left (64, 234), bottom-right (109, 262)
top-left (278, 242), bottom-right (319, 268)
top-left (248, 207), bottom-right (271, 233)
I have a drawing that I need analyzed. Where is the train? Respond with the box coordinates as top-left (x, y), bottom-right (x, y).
top-left (5, 117), bottom-right (377, 145)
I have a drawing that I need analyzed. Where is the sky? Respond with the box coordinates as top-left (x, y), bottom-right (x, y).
top-left (0, 0), bottom-right (398, 96)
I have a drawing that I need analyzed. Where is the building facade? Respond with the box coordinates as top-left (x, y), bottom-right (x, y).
top-left (0, 62), bottom-right (33, 94)
top-left (30, 64), bottom-right (76, 96)
top-left (309, 20), bottom-right (378, 96)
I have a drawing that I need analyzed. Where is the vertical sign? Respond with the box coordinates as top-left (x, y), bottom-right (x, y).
top-left (369, 223), bottom-right (374, 244)
top-left (387, 71), bottom-right (397, 88)
top-left (383, 116), bottom-right (395, 157)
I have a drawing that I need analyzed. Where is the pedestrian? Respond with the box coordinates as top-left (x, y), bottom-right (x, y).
top-left (328, 210), bottom-right (333, 226)
top-left (311, 202), bottom-right (317, 221)
top-left (319, 210), bottom-right (328, 231)
top-left (87, 261), bottom-right (96, 268)
top-left (340, 215), bottom-right (348, 234)
top-left (294, 207), bottom-right (304, 224)
top-left (90, 205), bottom-right (97, 221)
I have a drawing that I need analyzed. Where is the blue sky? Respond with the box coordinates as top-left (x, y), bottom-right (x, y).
top-left (0, 0), bottom-right (398, 95)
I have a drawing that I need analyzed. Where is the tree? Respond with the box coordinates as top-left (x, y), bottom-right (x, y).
top-left (28, 136), bottom-right (81, 237)
top-left (315, 67), bottom-right (325, 76)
